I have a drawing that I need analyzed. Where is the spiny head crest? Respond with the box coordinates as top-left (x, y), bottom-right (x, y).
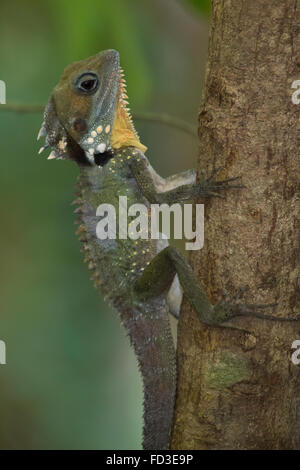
top-left (38, 49), bottom-right (146, 165)
top-left (110, 67), bottom-right (147, 153)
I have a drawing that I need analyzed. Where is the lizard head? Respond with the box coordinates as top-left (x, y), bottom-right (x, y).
top-left (38, 49), bottom-right (146, 165)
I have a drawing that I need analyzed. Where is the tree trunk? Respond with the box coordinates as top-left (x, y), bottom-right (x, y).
top-left (171, 0), bottom-right (300, 450)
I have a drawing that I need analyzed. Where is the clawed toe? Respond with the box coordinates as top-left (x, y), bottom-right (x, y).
top-left (199, 167), bottom-right (245, 198)
top-left (206, 166), bottom-right (223, 182)
top-left (243, 303), bottom-right (278, 310)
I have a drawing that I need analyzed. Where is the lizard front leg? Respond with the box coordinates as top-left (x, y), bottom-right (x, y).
top-left (128, 149), bottom-right (242, 204)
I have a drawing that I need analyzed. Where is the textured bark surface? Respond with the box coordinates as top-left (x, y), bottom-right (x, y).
top-left (171, 0), bottom-right (300, 450)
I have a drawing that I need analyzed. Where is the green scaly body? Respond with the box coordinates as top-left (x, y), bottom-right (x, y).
top-left (39, 49), bottom-right (291, 450)
top-left (75, 147), bottom-right (176, 449)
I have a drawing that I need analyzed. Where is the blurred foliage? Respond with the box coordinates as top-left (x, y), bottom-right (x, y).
top-left (186, 0), bottom-right (211, 15)
top-left (0, 0), bottom-right (209, 449)
top-left (46, 0), bottom-right (151, 105)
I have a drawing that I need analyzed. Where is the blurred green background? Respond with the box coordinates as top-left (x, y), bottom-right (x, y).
top-left (0, 0), bottom-right (209, 449)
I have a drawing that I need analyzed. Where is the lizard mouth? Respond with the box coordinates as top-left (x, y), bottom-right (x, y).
top-left (94, 149), bottom-right (114, 167)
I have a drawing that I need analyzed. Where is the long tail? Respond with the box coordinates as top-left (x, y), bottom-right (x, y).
top-left (121, 298), bottom-right (177, 450)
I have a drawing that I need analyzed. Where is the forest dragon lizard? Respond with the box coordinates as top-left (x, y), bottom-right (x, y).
top-left (38, 50), bottom-right (293, 450)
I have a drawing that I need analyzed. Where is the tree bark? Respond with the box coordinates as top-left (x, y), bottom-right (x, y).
top-left (171, 0), bottom-right (300, 450)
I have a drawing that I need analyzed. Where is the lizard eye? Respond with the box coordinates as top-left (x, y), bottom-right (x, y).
top-left (76, 73), bottom-right (99, 94)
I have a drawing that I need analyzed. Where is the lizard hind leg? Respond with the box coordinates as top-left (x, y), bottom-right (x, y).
top-left (134, 245), bottom-right (216, 326)
top-left (134, 247), bottom-right (299, 328)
